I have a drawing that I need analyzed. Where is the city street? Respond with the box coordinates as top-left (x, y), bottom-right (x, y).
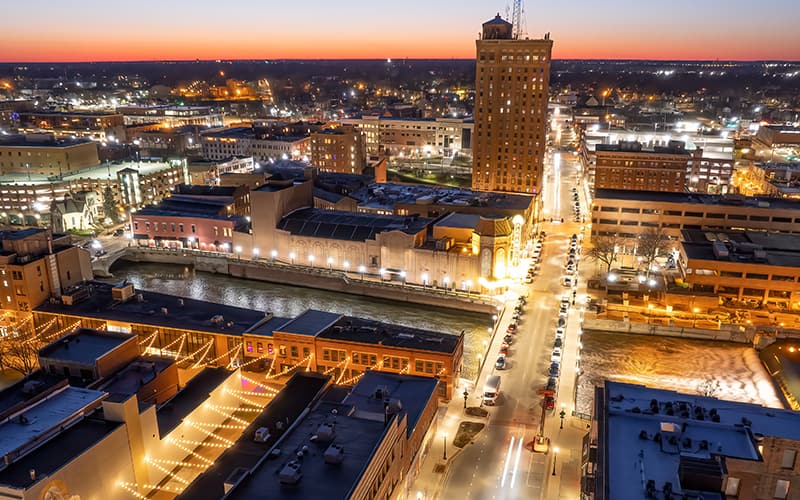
top-left (412, 117), bottom-right (591, 500)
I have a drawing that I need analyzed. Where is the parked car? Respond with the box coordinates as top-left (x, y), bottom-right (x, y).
top-left (554, 338), bottom-right (563, 349)
top-left (555, 327), bottom-right (565, 340)
top-left (546, 377), bottom-right (558, 393)
top-left (544, 395), bottom-right (555, 410)
top-left (551, 348), bottom-right (562, 363)
top-left (524, 275), bottom-right (533, 284)
top-left (500, 346), bottom-right (509, 356)
top-left (507, 324), bottom-right (518, 333)
top-left (549, 362), bottom-right (560, 377)
top-left (495, 355), bottom-right (507, 370)
top-left (504, 334), bottom-right (515, 344)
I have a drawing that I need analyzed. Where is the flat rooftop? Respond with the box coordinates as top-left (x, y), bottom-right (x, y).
top-left (246, 316), bottom-right (292, 337)
top-left (0, 417), bottom-right (121, 489)
top-left (435, 212), bottom-right (481, 230)
top-left (0, 160), bottom-right (179, 186)
top-left (277, 208), bottom-right (431, 241)
top-left (177, 372), bottom-right (330, 500)
top-left (681, 229), bottom-right (800, 268)
top-left (277, 310), bottom-right (342, 336)
top-left (319, 315), bottom-right (462, 354)
top-left (0, 136), bottom-right (93, 148)
top-left (594, 189), bottom-right (800, 212)
top-left (0, 372), bottom-right (67, 421)
top-left (156, 367), bottom-right (232, 438)
top-left (344, 372), bottom-right (437, 437)
top-left (0, 386), bottom-right (106, 460)
top-left (99, 356), bottom-right (175, 400)
top-left (38, 329), bottom-right (135, 366)
top-left (35, 282), bottom-right (269, 337)
top-left (600, 381), bottom-right (800, 500)
top-left (226, 401), bottom-right (388, 500)
top-left (350, 182), bottom-right (533, 213)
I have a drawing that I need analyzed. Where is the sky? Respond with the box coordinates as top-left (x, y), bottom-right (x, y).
top-left (1, 0), bottom-right (798, 62)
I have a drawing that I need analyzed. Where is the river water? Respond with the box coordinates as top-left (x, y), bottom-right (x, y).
top-left (105, 261), bottom-right (493, 379)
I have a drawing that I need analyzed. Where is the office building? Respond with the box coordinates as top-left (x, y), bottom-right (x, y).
top-left (116, 105), bottom-right (224, 128)
top-left (472, 14), bottom-right (553, 194)
top-left (15, 111), bottom-right (126, 141)
top-left (583, 381), bottom-right (800, 500)
top-left (0, 229), bottom-right (92, 312)
top-left (594, 141), bottom-right (690, 193)
top-left (310, 125), bottom-right (366, 174)
top-left (678, 229), bottom-right (800, 308)
top-left (591, 190), bottom-right (800, 242)
top-left (0, 135), bottom-right (100, 176)
top-left (201, 127), bottom-right (311, 164)
top-left (340, 115), bottom-right (473, 158)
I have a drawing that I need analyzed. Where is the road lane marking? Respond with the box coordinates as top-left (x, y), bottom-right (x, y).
top-left (510, 431), bottom-right (525, 488)
top-left (500, 436), bottom-right (515, 488)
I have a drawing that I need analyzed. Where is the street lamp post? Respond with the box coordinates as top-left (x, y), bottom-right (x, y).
top-left (552, 447), bottom-right (559, 475)
top-left (359, 265), bottom-right (365, 281)
top-left (442, 433), bottom-right (447, 461)
top-left (693, 307), bottom-right (700, 328)
top-left (463, 389), bottom-right (469, 410)
top-left (252, 248), bottom-right (259, 260)
top-left (289, 252), bottom-right (296, 265)
top-left (559, 403), bottom-right (566, 429)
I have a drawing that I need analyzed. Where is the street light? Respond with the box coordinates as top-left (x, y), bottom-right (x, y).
top-left (289, 252), bottom-right (296, 264)
top-left (463, 388), bottom-right (469, 409)
top-left (235, 245), bottom-right (242, 260)
top-left (327, 256), bottom-right (334, 269)
top-left (421, 273), bottom-right (429, 286)
top-left (252, 248), bottom-right (260, 260)
top-left (560, 403), bottom-right (566, 429)
top-left (308, 255), bottom-right (315, 267)
top-left (343, 261), bottom-right (350, 271)
top-left (442, 432), bottom-right (447, 461)
top-left (693, 307), bottom-right (700, 328)
top-left (359, 265), bottom-right (366, 280)
top-left (552, 447), bottom-right (559, 475)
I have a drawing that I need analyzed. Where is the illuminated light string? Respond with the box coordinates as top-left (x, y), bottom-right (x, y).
top-left (186, 420), bottom-right (248, 430)
top-left (185, 420), bottom-right (235, 446)
top-left (208, 404), bottom-right (262, 413)
top-left (265, 353), bottom-right (314, 380)
top-left (170, 438), bottom-right (230, 449)
top-left (337, 359), bottom-right (385, 386)
top-left (159, 333), bottom-right (187, 353)
top-left (118, 482), bottom-right (184, 494)
top-left (146, 458), bottom-right (209, 469)
top-left (238, 349), bottom-right (275, 369)
top-left (34, 317), bottom-right (56, 334)
top-left (147, 459), bottom-right (191, 485)
top-left (335, 357), bottom-right (352, 384)
top-left (191, 340), bottom-right (215, 369)
top-left (206, 404), bottom-right (250, 426)
top-left (165, 438), bottom-right (215, 466)
top-left (323, 356), bottom-right (349, 376)
top-left (239, 374), bottom-right (279, 394)
top-left (225, 389), bottom-right (273, 408)
top-left (137, 330), bottom-right (158, 347)
top-left (117, 481), bottom-right (149, 500)
top-left (200, 342), bottom-right (241, 367)
top-left (175, 339), bottom-right (214, 365)
top-left (172, 336), bottom-right (186, 360)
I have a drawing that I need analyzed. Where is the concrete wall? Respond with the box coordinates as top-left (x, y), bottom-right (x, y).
top-left (583, 318), bottom-right (754, 344)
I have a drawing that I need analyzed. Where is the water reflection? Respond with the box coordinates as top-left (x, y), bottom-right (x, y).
top-left (106, 261), bottom-right (491, 379)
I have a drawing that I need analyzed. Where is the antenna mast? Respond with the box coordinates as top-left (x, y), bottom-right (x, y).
top-left (511, 0), bottom-right (525, 39)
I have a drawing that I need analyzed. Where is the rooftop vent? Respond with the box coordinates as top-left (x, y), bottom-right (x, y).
top-left (279, 460), bottom-right (302, 485)
top-left (316, 422), bottom-right (335, 443)
top-left (324, 443), bottom-right (344, 465)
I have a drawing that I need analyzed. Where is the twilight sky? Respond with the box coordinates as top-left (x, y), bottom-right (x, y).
top-left (1, 0), bottom-right (798, 62)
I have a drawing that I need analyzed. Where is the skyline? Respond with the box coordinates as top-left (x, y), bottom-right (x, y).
top-left (0, 0), bottom-right (798, 63)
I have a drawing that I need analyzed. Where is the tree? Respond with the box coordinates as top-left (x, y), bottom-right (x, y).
top-left (585, 235), bottom-right (619, 274)
top-left (697, 376), bottom-right (721, 398)
top-left (637, 228), bottom-right (671, 278)
top-left (102, 185), bottom-right (117, 225)
top-left (0, 335), bottom-right (41, 377)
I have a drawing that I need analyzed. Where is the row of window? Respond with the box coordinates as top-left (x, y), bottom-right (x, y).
top-left (595, 206), bottom-right (798, 223)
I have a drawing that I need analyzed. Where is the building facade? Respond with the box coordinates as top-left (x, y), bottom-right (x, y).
top-left (310, 125), bottom-right (366, 174)
top-left (0, 136), bottom-right (100, 176)
top-left (594, 141), bottom-right (690, 193)
top-left (472, 14), bottom-right (553, 194)
top-left (15, 111), bottom-right (126, 141)
top-left (340, 115), bottom-right (473, 158)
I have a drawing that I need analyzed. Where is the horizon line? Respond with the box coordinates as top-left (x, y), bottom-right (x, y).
top-left (2, 57), bottom-right (800, 65)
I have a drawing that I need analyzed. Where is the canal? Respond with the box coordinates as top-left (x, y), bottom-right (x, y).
top-left (106, 261), bottom-right (493, 380)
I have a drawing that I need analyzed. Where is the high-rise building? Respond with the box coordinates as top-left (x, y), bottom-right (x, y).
top-left (472, 14), bottom-right (553, 194)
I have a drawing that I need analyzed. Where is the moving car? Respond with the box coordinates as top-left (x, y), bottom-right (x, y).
top-left (483, 375), bottom-right (502, 405)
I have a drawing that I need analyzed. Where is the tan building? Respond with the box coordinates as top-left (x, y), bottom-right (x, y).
top-left (678, 229), bottom-right (800, 308)
top-left (340, 115), bottom-right (473, 158)
top-left (583, 381), bottom-right (800, 500)
top-left (591, 189), bottom-right (800, 242)
top-left (594, 141), bottom-right (690, 193)
top-left (310, 125), bottom-right (366, 174)
top-left (0, 229), bottom-right (92, 312)
top-left (16, 111), bottom-right (126, 141)
top-left (0, 135), bottom-right (100, 176)
top-left (472, 14), bottom-right (553, 194)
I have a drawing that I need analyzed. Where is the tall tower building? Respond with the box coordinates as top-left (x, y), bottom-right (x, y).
top-left (472, 14), bottom-right (553, 194)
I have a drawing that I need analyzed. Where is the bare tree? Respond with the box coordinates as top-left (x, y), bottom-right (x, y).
top-left (637, 228), bottom-right (670, 278)
top-left (585, 235), bottom-right (619, 274)
top-left (0, 336), bottom-right (41, 376)
top-left (697, 376), bottom-right (721, 398)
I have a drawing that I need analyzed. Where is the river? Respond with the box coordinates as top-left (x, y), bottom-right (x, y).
top-left (105, 261), bottom-right (493, 379)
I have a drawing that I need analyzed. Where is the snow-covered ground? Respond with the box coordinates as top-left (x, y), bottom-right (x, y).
top-left (576, 332), bottom-right (784, 414)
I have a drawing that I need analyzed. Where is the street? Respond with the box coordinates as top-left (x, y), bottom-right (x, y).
top-left (412, 112), bottom-right (591, 500)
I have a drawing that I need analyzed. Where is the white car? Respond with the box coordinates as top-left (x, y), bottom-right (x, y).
top-left (563, 276), bottom-right (574, 287)
top-left (555, 327), bottom-right (565, 340)
top-left (558, 308), bottom-right (568, 318)
top-left (551, 348), bottom-right (563, 363)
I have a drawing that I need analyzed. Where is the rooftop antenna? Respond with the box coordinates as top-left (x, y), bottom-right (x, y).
top-left (511, 0), bottom-right (525, 39)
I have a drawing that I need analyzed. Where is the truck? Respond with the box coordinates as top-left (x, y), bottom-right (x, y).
top-left (483, 375), bottom-right (501, 406)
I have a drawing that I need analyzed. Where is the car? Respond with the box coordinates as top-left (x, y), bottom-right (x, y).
top-left (500, 346), bottom-right (510, 356)
top-left (561, 296), bottom-right (570, 305)
top-left (563, 276), bottom-right (574, 287)
top-left (112, 228), bottom-right (124, 237)
top-left (504, 334), bottom-right (515, 344)
top-left (558, 308), bottom-right (568, 318)
top-left (512, 314), bottom-right (522, 322)
top-left (524, 275), bottom-right (533, 284)
top-left (507, 324), bottom-right (518, 334)
top-left (540, 231), bottom-right (547, 238)
top-left (551, 348), bottom-right (562, 362)
top-left (571, 234), bottom-right (578, 241)
top-left (495, 355), bottom-right (507, 370)
top-left (555, 327), bottom-right (565, 340)
top-left (544, 395), bottom-right (556, 410)
top-left (549, 362), bottom-right (561, 377)
top-left (546, 377), bottom-right (558, 392)
top-left (557, 317), bottom-right (566, 328)
top-left (566, 264), bottom-right (576, 273)
top-left (554, 338), bottom-right (563, 349)
top-left (566, 258), bottom-right (575, 266)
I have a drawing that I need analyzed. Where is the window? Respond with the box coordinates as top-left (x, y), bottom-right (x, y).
top-left (774, 479), bottom-right (790, 499)
top-left (665, 210), bottom-right (682, 216)
top-left (750, 215), bottom-right (770, 222)
top-left (290, 346), bottom-right (299, 358)
top-left (191, 224), bottom-right (196, 233)
top-left (724, 477), bottom-right (740, 496)
top-left (303, 347), bottom-right (310, 359)
top-left (246, 341), bottom-right (253, 353)
top-left (720, 271), bottom-right (743, 278)
top-left (782, 449), bottom-right (797, 469)
top-left (179, 223), bottom-right (184, 233)
top-left (256, 342), bottom-right (263, 353)
top-left (684, 212), bottom-right (703, 218)
top-left (728, 214), bottom-right (746, 220)
top-left (706, 213), bottom-right (724, 219)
